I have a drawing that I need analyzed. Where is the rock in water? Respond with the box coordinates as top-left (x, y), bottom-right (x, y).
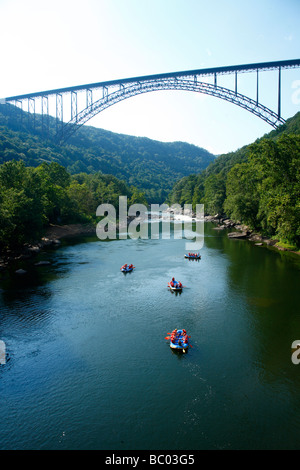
top-left (227, 231), bottom-right (248, 239)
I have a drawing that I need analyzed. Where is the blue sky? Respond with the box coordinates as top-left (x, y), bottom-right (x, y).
top-left (0, 0), bottom-right (299, 154)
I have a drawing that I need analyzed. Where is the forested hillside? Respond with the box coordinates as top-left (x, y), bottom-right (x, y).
top-left (0, 159), bottom-right (147, 251)
top-left (0, 104), bottom-right (215, 203)
top-left (167, 112), bottom-right (300, 248)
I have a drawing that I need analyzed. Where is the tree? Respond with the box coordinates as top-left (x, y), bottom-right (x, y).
top-left (129, 186), bottom-right (148, 206)
top-left (34, 162), bottom-right (72, 224)
top-left (203, 174), bottom-right (226, 216)
top-left (0, 160), bottom-right (44, 248)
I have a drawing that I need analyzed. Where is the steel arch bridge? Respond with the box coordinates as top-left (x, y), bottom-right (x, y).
top-left (2, 58), bottom-right (300, 143)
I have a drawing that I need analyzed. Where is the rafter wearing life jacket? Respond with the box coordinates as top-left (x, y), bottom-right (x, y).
top-left (170, 328), bottom-right (177, 343)
top-left (170, 277), bottom-right (182, 288)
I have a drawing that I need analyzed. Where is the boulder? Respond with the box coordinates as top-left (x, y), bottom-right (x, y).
top-left (227, 231), bottom-right (248, 239)
top-left (34, 261), bottom-right (51, 266)
top-left (223, 219), bottom-right (233, 226)
top-left (27, 245), bottom-right (40, 254)
top-left (41, 237), bottom-right (53, 246)
top-left (15, 269), bottom-right (27, 274)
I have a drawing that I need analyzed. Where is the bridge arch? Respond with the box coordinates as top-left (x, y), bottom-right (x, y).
top-left (58, 78), bottom-right (286, 142)
top-left (4, 59), bottom-right (300, 143)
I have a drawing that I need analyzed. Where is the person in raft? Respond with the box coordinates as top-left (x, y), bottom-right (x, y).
top-left (170, 278), bottom-right (183, 289)
top-left (170, 329), bottom-right (177, 343)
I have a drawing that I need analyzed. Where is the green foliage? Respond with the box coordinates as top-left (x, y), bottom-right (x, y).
top-left (247, 134), bottom-right (300, 245)
top-left (0, 160), bottom-right (147, 251)
top-left (0, 103), bottom-right (215, 204)
top-left (0, 160), bottom-right (44, 248)
top-left (224, 162), bottom-right (261, 226)
top-left (167, 112), bottom-right (300, 247)
top-left (128, 187), bottom-right (148, 206)
top-left (166, 173), bottom-right (205, 210)
top-left (203, 174), bottom-right (226, 216)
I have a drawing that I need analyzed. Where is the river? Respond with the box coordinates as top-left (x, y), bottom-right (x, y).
top-left (0, 221), bottom-right (300, 450)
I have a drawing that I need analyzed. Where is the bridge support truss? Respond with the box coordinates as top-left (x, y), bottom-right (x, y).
top-left (2, 59), bottom-right (300, 143)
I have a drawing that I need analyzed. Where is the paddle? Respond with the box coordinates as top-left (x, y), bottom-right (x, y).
top-left (165, 337), bottom-right (193, 348)
top-left (166, 334), bottom-right (191, 338)
top-left (165, 335), bottom-right (191, 340)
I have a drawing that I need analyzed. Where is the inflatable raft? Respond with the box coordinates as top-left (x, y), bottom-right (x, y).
top-left (168, 329), bottom-right (189, 353)
top-left (184, 253), bottom-right (201, 260)
top-left (120, 264), bottom-right (135, 273)
top-left (168, 280), bottom-right (183, 292)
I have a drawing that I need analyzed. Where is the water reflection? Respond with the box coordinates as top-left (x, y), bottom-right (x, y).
top-left (205, 223), bottom-right (300, 406)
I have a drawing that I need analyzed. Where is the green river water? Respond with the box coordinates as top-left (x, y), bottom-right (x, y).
top-left (0, 221), bottom-right (300, 450)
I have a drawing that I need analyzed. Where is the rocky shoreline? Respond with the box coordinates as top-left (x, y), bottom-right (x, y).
top-left (0, 216), bottom-right (134, 271)
top-left (0, 223), bottom-right (97, 271)
top-left (205, 214), bottom-right (299, 255)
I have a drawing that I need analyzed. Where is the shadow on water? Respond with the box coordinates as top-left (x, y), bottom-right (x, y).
top-left (205, 222), bottom-right (300, 412)
top-left (168, 289), bottom-right (183, 296)
top-left (0, 235), bottom-right (101, 296)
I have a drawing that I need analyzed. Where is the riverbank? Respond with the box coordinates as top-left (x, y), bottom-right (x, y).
top-left (205, 214), bottom-right (300, 255)
top-left (44, 223), bottom-right (96, 241)
top-left (0, 223), bottom-right (97, 271)
top-left (0, 216), bottom-right (132, 270)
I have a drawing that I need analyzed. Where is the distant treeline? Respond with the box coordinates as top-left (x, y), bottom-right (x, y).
top-left (0, 160), bottom-right (147, 251)
top-left (0, 103), bottom-right (215, 204)
top-left (167, 116), bottom-right (300, 248)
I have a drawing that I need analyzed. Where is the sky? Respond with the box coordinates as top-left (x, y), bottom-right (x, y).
top-left (0, 0), bottom-right (299, 155)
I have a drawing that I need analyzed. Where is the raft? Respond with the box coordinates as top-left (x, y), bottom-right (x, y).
top-left (168, 281), bottom-right (183, 292)
top-left (184, 254), bottom-right (201, 260)
top-left (169, 329), bottom-right (189, 352)
top-left (120, 265), bottom-right (135, 273)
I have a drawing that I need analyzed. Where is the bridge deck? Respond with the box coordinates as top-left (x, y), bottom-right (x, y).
top-left (4, 58), bottom-right (300, 101)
